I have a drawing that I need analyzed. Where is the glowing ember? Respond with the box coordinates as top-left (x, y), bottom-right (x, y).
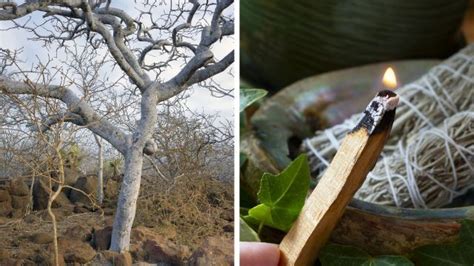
top-left (382, 67), bottom-right (397, 89)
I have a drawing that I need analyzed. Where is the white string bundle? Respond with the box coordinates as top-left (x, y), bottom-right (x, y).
top-left (302, 44), bottom-right (474, 208)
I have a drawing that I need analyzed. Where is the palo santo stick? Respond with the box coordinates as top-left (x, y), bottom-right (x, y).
top-left (279, 90), bottom-right (399, 266)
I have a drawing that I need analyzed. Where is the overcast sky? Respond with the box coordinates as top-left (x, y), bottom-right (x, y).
top-left (0, 1), bottom-right (234, 121)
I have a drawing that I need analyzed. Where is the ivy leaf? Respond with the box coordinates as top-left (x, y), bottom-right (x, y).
top-left (240, 218), bottom-right (261, 242)
top-left (412, 219), bottom-right (474, 265)
top-left (240, 88), bottom-right (267, 112)
top-left (245, 154), bottom-right (310, 232)
top-left (320, 244), bottom-right (414, 266)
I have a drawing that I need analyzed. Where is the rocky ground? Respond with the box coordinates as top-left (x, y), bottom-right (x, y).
top-left (0, 173), bottom-right (234, 265)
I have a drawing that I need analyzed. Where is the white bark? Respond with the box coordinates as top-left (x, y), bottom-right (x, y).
top-left (93, 134), bottom-right (104, 205)
top-left (110, 88), bottom-right (157, 252)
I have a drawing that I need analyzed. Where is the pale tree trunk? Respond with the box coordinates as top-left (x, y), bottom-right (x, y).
top-left (110, 89), bottom-right (157, 252)
top-left (109, 148), bottom-right (144, 251)
top-left (94, 134), bottom-right (104, 205)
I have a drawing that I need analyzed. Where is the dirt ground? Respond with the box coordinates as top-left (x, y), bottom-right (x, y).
top-left (0, 174), bottom-right (234, 265)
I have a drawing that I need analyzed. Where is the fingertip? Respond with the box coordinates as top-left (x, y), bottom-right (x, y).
top-left (240, 242), bottom-right (280, 266)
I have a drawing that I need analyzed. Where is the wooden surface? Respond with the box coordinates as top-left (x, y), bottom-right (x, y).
top-left (279, 115), bottom-right (394, 265)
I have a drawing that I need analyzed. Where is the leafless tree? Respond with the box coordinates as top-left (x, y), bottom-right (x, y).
top-left (0, 0), bottom-right (233, 253)
top-left (146, 104), bottom-right (233, 179)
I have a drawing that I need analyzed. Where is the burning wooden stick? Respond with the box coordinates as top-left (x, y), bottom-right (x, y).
top-left (279, 89), bottom-right (400, 266)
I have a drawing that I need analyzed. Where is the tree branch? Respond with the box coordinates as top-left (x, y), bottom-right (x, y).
top-left (0, 75), bottom-right (129, 154)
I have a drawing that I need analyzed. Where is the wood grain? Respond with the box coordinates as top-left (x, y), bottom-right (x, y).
top-left (279, 108), bottom-right (395, 266)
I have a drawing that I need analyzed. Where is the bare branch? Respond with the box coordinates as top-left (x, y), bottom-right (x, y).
top-left (0, 75), bottom-right (129, 154)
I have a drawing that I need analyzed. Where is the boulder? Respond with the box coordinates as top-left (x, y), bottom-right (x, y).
top-left (0, 200), bottom-right (12, 217)
top-left (130, 226), bottom-right (186, 264)
top-left (93, 226), bottom-right (113, 250)
top-left (54, 238), bottom-right (96, 264)
top-left (142, 239), bottom-right (180, 264)
top-left (187, 236), bottom-right (233, 266)
top-left (94, 251), bottom-right (132, 266)
top-left (0, 189), bottom-right (11, 202)
top-left (8, 177), bottom-right (29, 196)
top-left (62, 167), bottom-right (80, 197)
top-left (11, 209), bottom-right (25, 219)
top-left (30, 232), bottom-right (54, 244)
top-left (69, 175), bottom-right (98, 205)
top-left (63, 167), bottom-right (80, 187)
top-left (33, 179), bottom-right (71, 210)
top-left (11, 195), bottom-right (30, 210)
top-left (10, 195), bottom-right (30, 218)
top-left (64, 224), bottom-right (92, 242)
top-left (223, 224), bottom-right (233, 233)
top-left (73, 203), bottom-right (90, 214)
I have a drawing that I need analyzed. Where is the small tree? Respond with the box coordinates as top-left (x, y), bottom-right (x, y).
top-left (0, 0), bottom-right (233, 252)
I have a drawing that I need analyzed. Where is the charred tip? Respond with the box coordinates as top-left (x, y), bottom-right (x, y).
top-left (351, 90), bottom-right (398, 135)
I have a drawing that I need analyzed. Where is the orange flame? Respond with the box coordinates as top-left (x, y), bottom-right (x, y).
top-left (382, 67), bottom-right (397, 89)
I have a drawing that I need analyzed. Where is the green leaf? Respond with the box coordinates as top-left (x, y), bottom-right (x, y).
top-left (246, 154), bottom-right (310, 232)
top-left (320, 244), bottom-right (414, 266)
top-left (240, 218), bottom-right (261, 242)
top-left (412, 219), bottom-right (474, 266)
top-left (240, 88), bottom-right (267, 112)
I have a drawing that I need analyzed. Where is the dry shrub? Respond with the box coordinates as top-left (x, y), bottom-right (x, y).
top-left (134, 173), bottom-right (233, 249)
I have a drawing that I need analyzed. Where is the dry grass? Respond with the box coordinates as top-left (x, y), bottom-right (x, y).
top-left (134, 173), bottom-right (234, 249)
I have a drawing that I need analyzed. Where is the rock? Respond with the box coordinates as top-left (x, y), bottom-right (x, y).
top-left (63, 167), bottom-right (79, 187)
top-left (8, 177), bottom-right (29, 196)
top-left (188, 236), bottom-right (233, 266)
top-left (54, 192), bottom-right (72, 209)
top-left (93, 226), bottom-right (112, 250)
top-left (33, 248), bottom-right (65, 266)
top-left (10, 195), bottom-right (30, 218)
top-left (11, 195), bottom-right (30, 210)
top-left (130, 226), bottom-right (183, 264)
top-left (32, 180), bottom-right (49, 210)
top-left (69, 175), bottom-right (98, 205)
top-left (55, 238), bottom-right (96, 264)
top-left (11, 209), bottom-right (25, 219)
top-left (98, 251), bottom-right (132, 266)
top-left (223, 224), bottom-right (233, 233)
top-left (73, 204), bottom-right (90, 214)
top-left (0, 200), bottom-right (12, 217)
top-left (62, 168), bottom-right (80, 197)
top-left (0, 189), bottom-right (11, 202)
top-left (142, 239), bottom-right (180, 264)
top-left (30, 232), bottom-right (54, 244)
top-left (32, 178), bottom-right (72, 210)
top-left (64, 224), bottom-right (92, 242)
